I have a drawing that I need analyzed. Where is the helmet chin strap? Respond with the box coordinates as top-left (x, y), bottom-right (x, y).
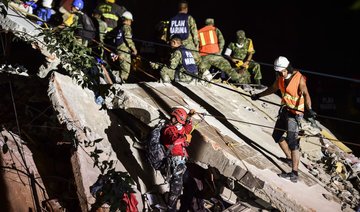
top-left (285, 72), bottom-right (293, 79)
top-left (175, 123), bottom-right (183, 130)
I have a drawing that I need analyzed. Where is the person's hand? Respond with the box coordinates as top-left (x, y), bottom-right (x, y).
top-left (307, 109), bottom-right (317, 118)
top-left (251, 94), bottom-right (260, 101)
top-left (149, 61), bottom-right (159, 69)
top-left (111, 53), bottom-right (119, 61)
top-left (132, 48), bottom-right (137, 56)
top-left (188, 109), bottom-right (196, 117)
top-left (185, 134), bottom-right (192, 143)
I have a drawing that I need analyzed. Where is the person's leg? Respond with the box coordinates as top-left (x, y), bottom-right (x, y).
top-left (160, 67), bottom-right (175, 82)
top-left (168, 158), bottom-right (187, 210)
top-left (278, 139), bottom-right (291, 159)
top-left (120, 52), bottom-right (131, 81)
top-left (249, 61), bottom-right (262, 84)
top-left (272, 110), bottom-right (290, 159)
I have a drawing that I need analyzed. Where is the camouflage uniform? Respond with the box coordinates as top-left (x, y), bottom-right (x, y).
top-left (215, 27), bottom-right (225, 54)
top-left (199, 55), bottom-right (246, 83)
top-left (198, 24), bottom-right (246, 83)
top-left (159, 48), bottom-right (195, 83)
top-left (116, 24), bottom-right (136, 81)
top-left (170, 14), bottom-right (201, 64)
top-left (225, 31), bottom-right (262, 84)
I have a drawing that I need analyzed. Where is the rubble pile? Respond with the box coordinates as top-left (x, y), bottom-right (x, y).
top-left (305, 140), bottom-right (360, 210)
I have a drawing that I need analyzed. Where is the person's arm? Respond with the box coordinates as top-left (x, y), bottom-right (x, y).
top-left (224, 43), bottom-right (236, 64)
top-left (252, 77), bottom-right (279, 100)
top-left (243, 39), bottom-right (254, 68)
top-left (299, 75), bottom-right (312, 110)
top-left (168, 50), bottom-right (181, 70)
top-left (188, 16), bottom-right (199, 50)
top-left (216, 28), bottom-right (225, 54)
top-left (123, 25), bottom-right (137, 55)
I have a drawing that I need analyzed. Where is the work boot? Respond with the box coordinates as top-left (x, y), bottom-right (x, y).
top-left (279, 171), bottom-right (298, 183)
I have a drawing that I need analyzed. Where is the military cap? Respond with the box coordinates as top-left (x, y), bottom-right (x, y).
top-left (205, 18), bottom-right (214, 25)
top-left (170, 34), bottom-right (183, 41)
top-left (236, 30), bottom-right (246, 38)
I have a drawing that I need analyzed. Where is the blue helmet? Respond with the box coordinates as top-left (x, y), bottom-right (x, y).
top-left (72, 0), bottom-right (84, 10)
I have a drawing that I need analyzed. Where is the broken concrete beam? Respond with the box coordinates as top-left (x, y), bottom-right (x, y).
top-left (109, 82), bottom-right (343, 211)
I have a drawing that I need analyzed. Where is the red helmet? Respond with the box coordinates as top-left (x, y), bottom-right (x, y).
top-left (171, 108), bottom-right (187, 125)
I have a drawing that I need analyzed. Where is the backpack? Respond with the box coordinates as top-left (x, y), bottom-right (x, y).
top-left (146, 121), bottom-right (169, 170)
top-left (76, 12), bottom-right (96, 41)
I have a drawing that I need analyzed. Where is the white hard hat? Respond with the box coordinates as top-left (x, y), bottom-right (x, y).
top-left (42, 0), bottom-right (53, 8)
top-left (122, 11), bottom-right (133, 21)
top-left (274, 56), bottom-right (290, 72)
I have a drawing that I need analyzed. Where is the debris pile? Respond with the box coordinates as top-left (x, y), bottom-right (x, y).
top-left (305, 140), bottom-right (360, 210)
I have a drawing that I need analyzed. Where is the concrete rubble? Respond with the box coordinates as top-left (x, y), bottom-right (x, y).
top-left (1, 5), bottom-right (360, 212)
top-left (0, 129), bottom-right (48, 211)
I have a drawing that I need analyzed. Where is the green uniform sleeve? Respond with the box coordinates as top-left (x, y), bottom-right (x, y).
top-left (123, 25), bottom-right (136, 50)
top-left (216, 28), bottom-right (225, 53)
top-left (188, 15), bottom-right (199, 49)
top-left (168, 50), bottom-right (182, 70)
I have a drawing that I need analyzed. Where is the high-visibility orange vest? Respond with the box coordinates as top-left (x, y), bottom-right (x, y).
top-left (198, 25), bottom-right (220, 56)
top-left (278, 71), bottom-right (305, 114)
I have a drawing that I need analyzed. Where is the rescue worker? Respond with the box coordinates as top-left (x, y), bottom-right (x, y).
top-left (251, 56), bottom-right (317, 183)
top-left (112, 11), bottom-right (137, 82)
top-left (160, 108), bottom-right (195, 211)
top-left (224, 30), bottom-right (262, 85)
top-left (62, 0), bottom-right (96, 47)
top-left (95, 0), bottom-right (127, 32)
top-left (36, 0), bottom-right (53, 26)
top-left (149, 35), bottom-right (198, 83)
top-left (198, 18), bottom-right (245, 83)
top-left (169, 0), bottom-right (200, 64)
top-left (91, 8), bottom-right (108, 58)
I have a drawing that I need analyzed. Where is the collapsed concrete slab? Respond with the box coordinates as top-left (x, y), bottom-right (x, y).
top-left (49, 70), bottom-right (345, 211)
top-left (0, 129), bottom-right (48, 212)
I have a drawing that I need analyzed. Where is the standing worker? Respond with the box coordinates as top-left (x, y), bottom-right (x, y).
top-left (224, 30), bottom-right (262, 85)
top-left (198, 18), bottom-right (244, 83)
top-left (95, 0), bottom-right (127, 32)
top-left (62, 0), bottom-right (96, 46)
top-left (169, 0), bottom-right (200, 64)
top-left (160, 108), bottom-right (195, 211)
top-left (112, 11), bottom-right (137, 83)
top-left (251, 56), bottom-right (317, 183)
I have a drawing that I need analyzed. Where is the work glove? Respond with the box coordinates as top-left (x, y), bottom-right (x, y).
top-left (307, 109), bottom-right (317, 118)
top-left (235, 60), bottom-right (244, 68)
top-left (149, 61), bottom-right (160, 69)
top-left (188, 109), bottom-right (196, 117)
top-left (251, 94), bottom-right (260, 101)
top-left (185, 134), bottom-right (192, 143)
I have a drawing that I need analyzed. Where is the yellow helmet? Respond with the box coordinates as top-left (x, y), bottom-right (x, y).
top-left (105, 0), bottom-right (115, 3)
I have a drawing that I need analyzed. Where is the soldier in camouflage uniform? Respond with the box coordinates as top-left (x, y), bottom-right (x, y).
top-left (149, 35), bottom-right (198, 83)
top-left (113, 11), bottom-right (137, 82)
top-left (169, 0), bottom-right (200, 64)
top-left (224, 30), bottom-right (262, 85)
top-left (198, 18), bottom-right (245, 83)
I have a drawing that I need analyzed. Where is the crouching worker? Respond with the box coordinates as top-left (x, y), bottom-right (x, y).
top-left (160, 108), bottom-right (195, 211)
top-left (149, 35), bottom-right (198, 83)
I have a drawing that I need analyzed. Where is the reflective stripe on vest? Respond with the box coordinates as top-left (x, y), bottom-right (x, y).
top-left (102, 13), bottom-right (119, 21)
top-left (278, 71), bottom-right (305, 114)
top-left (198, 25), bottom-right (220, 56)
